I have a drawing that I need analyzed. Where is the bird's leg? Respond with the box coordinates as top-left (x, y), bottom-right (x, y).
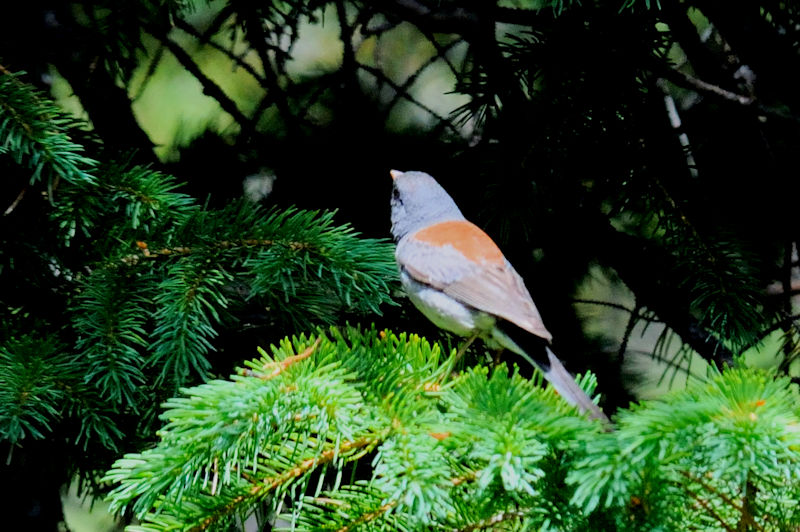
top-left (492, 348), bottom-right (505, 367)
top-left (453, 333), bottom-right (479, 365)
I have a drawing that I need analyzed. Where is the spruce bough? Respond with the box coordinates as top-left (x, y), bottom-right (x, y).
top-left (105, 327), bottom-right (800, 531)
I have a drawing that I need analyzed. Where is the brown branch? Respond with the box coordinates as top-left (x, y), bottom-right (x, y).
top-left (336, 0), bottom-right (357, 77)
top-left (192, 434), bottom-right (382, 531)
top-left (457, 510), bottom-right (526, 532)
top-left (3, 187), bottom-right (27, 216)
top-left (122, 237), bottom-right (312, 265)
top-left (239, 336), bottom-right (322, 380)
top-left (739, 475), bottom-right (758, 532)
top-left (335, 501), bottom-right (398, 532)
top-left (682, 484), bottom-right (736, 532)
top-left (678, 470), bottom-right (764, 532)
top-left (663, 68), bottom-right (754, 106)
top-left (661, 68), bottom-right (800, 123)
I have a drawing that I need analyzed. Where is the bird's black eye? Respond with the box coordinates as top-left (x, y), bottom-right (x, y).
top-left (392, 187), bottom-right (400, 200)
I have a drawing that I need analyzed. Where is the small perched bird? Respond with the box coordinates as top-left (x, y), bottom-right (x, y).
top-left (389, 169), bottom-right (608, 422)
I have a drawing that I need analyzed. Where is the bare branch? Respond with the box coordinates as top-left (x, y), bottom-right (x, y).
top-left (663, 68), bottom-right (754, 106)
top-left (386, 0), bottom-right (481, 35)
top-left (160, 35), bottom-right (257, 138)
top-left (358, 63), bottom-right (462, 136)
top-left (661, 68), bottom-right (800, 123)
top-left (3, 187), bottom-right (27, 216)
top-left (173, 18), bottom-right (267, 85)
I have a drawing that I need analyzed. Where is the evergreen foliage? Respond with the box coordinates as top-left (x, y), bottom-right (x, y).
top-left (3, 0), bottom-right (800, 530)
top-left (571, 369), bottom-right (800, 531)
top-left (105, 328), bottom-right (605, 530)
top-left (104, 328), bottom-right (800, 531)
top-left (1, 68), bottom-right (396, 518)
top-left (0, 69), bottom-right (96, 191)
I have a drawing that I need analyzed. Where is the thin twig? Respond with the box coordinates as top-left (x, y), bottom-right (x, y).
top-left (663, 68), bottom-right (753, 106)
top-left (173, 17), bottom-right (267, 84)
top-left (132, 43), bottom-right (165, 101)
top-left (358, 63), bottom-right (462, 135)
top-left (657, 79), bottom-right (698, 178)
top-left (737, 313), bottom-right (800, 357)
top-left (457, 510), bottom-right (526, 532)
top-left (240, 337), bottom-right (322, 380)
top-left (682, 484), bottom-right (736, 532)
top-left (678, 470), bottom-right (764, 531)
top-left (239, 6), bottom-right (298, 136)
top-left (336, 501), bottom-right (398, 532)
top-left (385, 0), bottom-right (481, 36)
top-left (361, 19), bottom-right (400, 36)
top-left (661, 68), bottom-right (800, 123)
top-left (3, 187), bottom-right (27, 216)
top-left (194, 434), bottom-right (383, 531)
top-left (571, 298), bottom-right (663, 323)
top-left (120, 238), bottom-right (311, 265)
top-left (336, 0), bottom-right (357, 77)
top-left (618, 299), bottom-right (641, 361)
top-left (383, 36), bottom-right (464, 120)
top-left (160, 34), bottom-right (257, 137)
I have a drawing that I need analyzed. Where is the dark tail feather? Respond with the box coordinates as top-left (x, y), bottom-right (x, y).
top-left (495, 320), bottom-right (610, 423)
top-left (542, 347), bottom-right (609, 423)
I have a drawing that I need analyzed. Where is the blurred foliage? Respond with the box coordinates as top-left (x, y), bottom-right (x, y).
top-left (3, 0), bottom-right (800, 529)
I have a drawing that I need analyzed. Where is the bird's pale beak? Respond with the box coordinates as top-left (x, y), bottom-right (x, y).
top-left (390, 169), bottom-right (403, 180)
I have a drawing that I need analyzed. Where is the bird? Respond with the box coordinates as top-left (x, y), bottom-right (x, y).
top-left (389, 169), bottom-right (608, 422)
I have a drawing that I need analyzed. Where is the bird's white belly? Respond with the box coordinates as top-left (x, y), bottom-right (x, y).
top-left (400, 270), bottom-right (495, 337)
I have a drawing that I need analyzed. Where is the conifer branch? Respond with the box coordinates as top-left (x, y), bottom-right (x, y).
top-left (75, 269), bottom-right (148, 409)
top-left (125, 238), bottom-right (311, 263)
top-left (196, 435), bottom-right (383, 532)
top-left (238, 336), bottom-right (321, 379)
top-left (681, 484), bottom-right (737, 532)
top-left (457, 510), bottom-right (526, 532)
top-left (0, 69), bottom-right (97, 191)
top-left (105, 328), bottom-right (609, 530)
top-left (335, 500), bottom-right (397, 532)
top-left (677, 470), bottom-right (765, 531)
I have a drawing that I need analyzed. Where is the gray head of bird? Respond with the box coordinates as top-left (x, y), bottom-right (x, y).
top-left (389, 170), bottom-right (465, 241)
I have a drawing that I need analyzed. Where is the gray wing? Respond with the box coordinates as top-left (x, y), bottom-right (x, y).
top-left (396, 231), bottom-right (552, 341)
